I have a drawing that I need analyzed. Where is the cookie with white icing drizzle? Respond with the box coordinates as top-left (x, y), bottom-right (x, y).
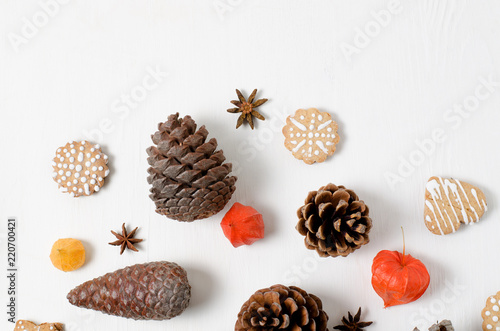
top-left (14, 320), bottom-right (64, 331)
top-left (482, 291), bottom-right (500, 331)
top-left (424, 176), bottom-right (487, 235)
top-left (282, 108), bottom-right (340, 165)
top-left (52, 141), bottom-right (109, 197)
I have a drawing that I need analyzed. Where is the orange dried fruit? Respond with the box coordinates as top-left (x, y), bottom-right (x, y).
top-left (50, 238), bottom-right (86, 272)
top-left (221, 202), bottom-right (264, 248)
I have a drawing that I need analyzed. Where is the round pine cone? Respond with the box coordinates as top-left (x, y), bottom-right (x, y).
top-left (235, 284), bottom-right (329, 331)
top-left (147, 113), bottom-right (237, 222)
top-left (296, 183), bottom-right (372, 258)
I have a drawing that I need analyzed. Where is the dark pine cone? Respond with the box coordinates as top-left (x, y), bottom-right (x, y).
top-left (67, 261), bottom-right (191, 320)
top-left (235, 284), bottom-right (329, 331)
top-left (146, 113), bottom-right (237, 222)
top-left (296, 183), bottom-right (372, 258)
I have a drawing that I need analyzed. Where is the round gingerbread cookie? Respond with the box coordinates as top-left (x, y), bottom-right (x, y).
top-left (282, 108), bottom-right (340, 165)
top-left (52, 141), bottom-right (109, 197)
top-left (482, 291), bottom-right (500, 330)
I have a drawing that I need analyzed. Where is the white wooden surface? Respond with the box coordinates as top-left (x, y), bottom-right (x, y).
top-left (1, 1), bottom-right (500, 330)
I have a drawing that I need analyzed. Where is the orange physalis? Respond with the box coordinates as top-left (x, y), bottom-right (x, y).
top-left (371, 228), bottom-right (430, 308)
top-left (220, 202), bottom-right (264, 248)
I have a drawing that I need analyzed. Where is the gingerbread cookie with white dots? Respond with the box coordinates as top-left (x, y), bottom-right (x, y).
top-left (282, 108), bottom-right (340, 165)
top-left (14, 320), bottom-right (63, 331)
top-left (482, 291), bottom-right (500, 330)
top-left (52, 141), bottom-right (109, 197)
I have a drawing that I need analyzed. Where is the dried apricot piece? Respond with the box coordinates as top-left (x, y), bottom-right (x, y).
top-left (50, 238), bottom-right (86, 272)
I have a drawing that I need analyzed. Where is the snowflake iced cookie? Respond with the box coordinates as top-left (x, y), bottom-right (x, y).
top-left (14, 320), bottom-right (63, 331)
top-left (482, 292), bottom-right (500, 331)
top-left (282, 108), bottom-right (339, 165)
top-left (52, 141), bottom-right (109, 197)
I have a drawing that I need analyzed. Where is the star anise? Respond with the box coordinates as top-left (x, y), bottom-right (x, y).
top-left (334, 307), bottom-right (373, 331)
top-left (109, 223), bottom-right (143, 255)
top-left (227, 89), bottom-right (267, 129)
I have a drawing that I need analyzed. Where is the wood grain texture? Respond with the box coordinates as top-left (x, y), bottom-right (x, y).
top-left (1, 0), bottom-right (499, 330)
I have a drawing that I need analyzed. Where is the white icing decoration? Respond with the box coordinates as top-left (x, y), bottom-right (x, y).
top-left (98, 177), bottom-right (103, 181)
top-left (91, 158), bottom-right (96, 163)
top-left (76, 165), bottom-right (82, 171)
top-left (494, 305), bottom-right (499, 312)
top-left (85, 161), bottom-right (91, 167)
top-left (69, 157), bottom-right (75, 163)
top-left (81, 177), bottom-right (87, 183)
top-left (96, 154), bottom-right (101, 159)
top-left (63, 164), bottom-right (68, 169)
top-left (58, 170), bottom-right (64, 175)
top-left (84, 183), bottom-right (90, 195)
top-left (78, 152), bottom-right (84, 162)
top-left (98, 166), bottom-right (103, 171)
top-left (85, 170), bottom-right (90, 175)
top-left (104, 169), bottom-right (110, 176)
top-left (290, 118), bottom-right (307, 131)
top-left (63, 149), bottom-right (67, 152)
top-left (73, 179), bottom-right (78, 184)
top-left (79, 146), bottom-right (84, 151)
top-left (61, 176), bottom-right (66, 180)
top-left (92, 166), bottom-right (97, 171)
top-left (75, 173), bottom-right (80, 178)
top-left (86, 153), bottom-right (91, 158)
top-left (104, 155), bottom-right (108, 160)
top-left (69, 164), bottom-right (75, 170)
top-left (94, 185), bottom-right (100, 192)
top-left (65, 152), bottom-right (70, 157)
top-left (65, 171), bottom-right (71, 177)
top-left (91, 148), bottom-right (95, 152)
top-left (90, 179), bottom-right (96, 184)
top-left (58, 163), bottom-right (62, 168)
top-left (71, 149), bottom-right (76, 154)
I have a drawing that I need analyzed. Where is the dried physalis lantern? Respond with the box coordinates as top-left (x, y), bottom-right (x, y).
top-left (371, 228), bottom-right (430, 308)
top-left (52, 140), bottom-right (109, 197)
top-left (282, 108), bottom-right (340, 164)
top-left (220, 202), bottom-right (264, 247)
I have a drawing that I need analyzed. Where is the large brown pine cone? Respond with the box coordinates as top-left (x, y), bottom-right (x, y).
top-left (67, 261), bottom-right (191, 320)
top-left (296, 183), bottom-right (372, 258)
top-left (147, 113), bottom-right (237, 222)
top-left (235, 284), bottom-right (329, 331)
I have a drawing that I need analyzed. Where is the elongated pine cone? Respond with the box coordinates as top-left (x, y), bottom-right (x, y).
top-left (147, 113), bottom-right (237, 222)
top-left (67, 261), bottom-right (191, 320)
top-left (235, 284), bottom-right (329, 331)
top-left (296, 183), bottom-right (372, 258)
